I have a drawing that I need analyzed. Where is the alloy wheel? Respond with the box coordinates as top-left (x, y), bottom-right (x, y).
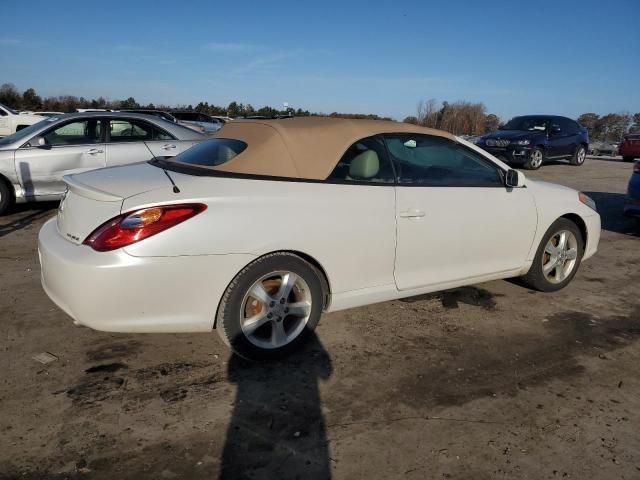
top-left (577, 147), bottom-right (586, 164)
top-left (240, 271), bottom-right (312, 349)
top-left (542, 230), bottom-right (579, 284)
top-left (530, 150), bottom-right (543, 169)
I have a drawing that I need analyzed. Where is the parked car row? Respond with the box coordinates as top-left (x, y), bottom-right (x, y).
top-left (0, 111), bottom-right (206, 214)
top-left (1, 104), bottom-right (232, 138)
top-left (0, 103), bottom-right (43, 136)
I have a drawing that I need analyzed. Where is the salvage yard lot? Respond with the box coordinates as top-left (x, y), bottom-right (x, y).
top-left (1, 158), bottom-right (639, 479)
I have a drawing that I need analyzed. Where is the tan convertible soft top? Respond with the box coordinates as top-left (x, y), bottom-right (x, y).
top-left (211, 117), bottom-right (456, 180)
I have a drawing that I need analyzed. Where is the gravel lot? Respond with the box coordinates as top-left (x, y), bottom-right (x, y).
top-left (1, 157), bottom-right (639, 480)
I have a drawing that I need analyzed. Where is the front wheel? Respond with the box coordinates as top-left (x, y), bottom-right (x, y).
top-left (216, 252), bottom-right (324, 360)
top-left (570, 145), bottom-right (586, 166)
top-left (520, 218), bottom-right (584, 292)
top-left (524, 148), bottom-right (544, 170)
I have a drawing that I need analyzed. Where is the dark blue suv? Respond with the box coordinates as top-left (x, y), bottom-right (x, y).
top-left (476, 115), bottom-right (589, 170)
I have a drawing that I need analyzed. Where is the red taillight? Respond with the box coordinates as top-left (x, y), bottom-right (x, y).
top-left (83, 203), bottom-right (207, 252)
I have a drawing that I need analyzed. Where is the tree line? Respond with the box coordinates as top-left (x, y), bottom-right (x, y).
top-left (404, 97), bottom-right (640, 141)
top-left (1, 83), bottom-right (637, 141)
top-left (0, 83), bottom-right (391, 121)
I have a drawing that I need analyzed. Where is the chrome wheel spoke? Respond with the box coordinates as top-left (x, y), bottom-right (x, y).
top-left (242, 312), bottom-right (270, 336)
top-left (545, 242), bottom-right (558, 255)
top-left (287, 301), bottom-right (311, 318)
top-left (249, 283), bottom-right (272, 306)
top-left (555, 265), bottom-right (566, 282)
top-left (543, 258), bottom-right (558, 275)
top-left (271, 321), bottom-right (288, 346)
top-left (565, 248), bottom-right (578, 260)
top-left (276, 272), bottom-right (298, 301)
top-left (557, 232), bottom-right (568, 250)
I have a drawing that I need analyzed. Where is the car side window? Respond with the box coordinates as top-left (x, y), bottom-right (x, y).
top-left (109, 119), bottom-right (174, 142)
top-left (560, 118), bottom-right (578, 134)
top-left (385, 134), bottom-right (504, 187)
top-left (43, 120), bottom-right (101, 146)
top-left (327, 136), bottom-right (395, 184)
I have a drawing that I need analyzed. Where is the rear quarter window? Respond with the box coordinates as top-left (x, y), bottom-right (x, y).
top-left (174, 138), bottom-right (248, 167)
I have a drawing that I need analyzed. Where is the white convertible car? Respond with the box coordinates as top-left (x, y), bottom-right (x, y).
top-left (39, 117), bottom-right (601, 359)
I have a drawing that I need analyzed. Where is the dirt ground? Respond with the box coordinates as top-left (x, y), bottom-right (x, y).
top-left (1, 157), bottom-right (639, 480)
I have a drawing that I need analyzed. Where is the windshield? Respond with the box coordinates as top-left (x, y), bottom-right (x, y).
top-left (502, 116), bottom-right (551, 131)
top-left (0, 119), bottom-right (51, 146)
top-left (170, 138), bottom-right (248, 167)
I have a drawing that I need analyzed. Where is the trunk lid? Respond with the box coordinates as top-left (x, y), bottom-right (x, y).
top-left (57, 162), bottom-right (174, 245)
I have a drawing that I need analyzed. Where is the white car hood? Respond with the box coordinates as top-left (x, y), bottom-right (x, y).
top-left (526, 178), bottom-right (577, 198)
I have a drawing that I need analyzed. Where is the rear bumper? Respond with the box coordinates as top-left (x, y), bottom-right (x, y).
top-left (38, 218), bottom-right (255, 333)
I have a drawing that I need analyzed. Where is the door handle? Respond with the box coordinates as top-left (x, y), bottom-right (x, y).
top-left (162, 144), bottom-right (177, 150)
top-left (86, 148), bottom-right (104, 155)
top-left (399, 209), bottom-right (426, 218)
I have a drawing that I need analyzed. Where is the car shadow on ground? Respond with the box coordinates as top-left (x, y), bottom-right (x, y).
top-left (0, 202), bottom-right (58, 239)
top-left (400, 286), bottom-right (503, 310)
top-left (219, 332), bottom-right (333, 479)
top-left (584, 191), bottom-right (639, 236)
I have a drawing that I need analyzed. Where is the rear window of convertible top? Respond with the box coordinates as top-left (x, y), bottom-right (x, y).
top-left (173, 138), bottom-right (248, 167)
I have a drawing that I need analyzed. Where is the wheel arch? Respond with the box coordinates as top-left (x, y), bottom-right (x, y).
top-left (0, 173), bottom-right (16, 205)
top-left (213, 249), bottom-right (333, 330)
top-left (560, 213), bottom-right (587, 250)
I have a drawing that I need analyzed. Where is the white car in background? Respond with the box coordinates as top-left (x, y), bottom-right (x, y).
top-left (0, 103), bottom-right (43, 137)
top-left (39, 117), bottom-right (601, 360)
top-left (0, 111), bottom-right (205, 214)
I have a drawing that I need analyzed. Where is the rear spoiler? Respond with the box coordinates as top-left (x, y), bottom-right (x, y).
top-left (63, 175), bottom-right (123, 202)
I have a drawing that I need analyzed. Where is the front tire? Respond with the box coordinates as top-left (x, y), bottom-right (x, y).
top-left (0, 180), bottom-right (13, 216)
top-left (216, 252), bottom-right (324, 361)
top-left (520, 218), bottom-right (584, 292)
top-left (570, 145), bottom-right (586, 166)
top-left (524, 148), bottom-right (544, 170)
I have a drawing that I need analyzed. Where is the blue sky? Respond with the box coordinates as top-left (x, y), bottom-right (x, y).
top-left (1, 0), bottom-right (638, 120)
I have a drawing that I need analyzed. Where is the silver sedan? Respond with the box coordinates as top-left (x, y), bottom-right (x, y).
top-left (0, 112), bottom-right (206, 214)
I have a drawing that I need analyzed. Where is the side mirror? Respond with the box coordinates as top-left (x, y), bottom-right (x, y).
top-left (505, 169), bottom-right (525, 188)
top-left (32, 136), bottom-right (51, 149)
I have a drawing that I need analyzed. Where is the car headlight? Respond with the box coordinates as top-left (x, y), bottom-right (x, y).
top-left (511, 139), bottom-right (531, 146)
top-left (579, 192), bottom-right (597, 212)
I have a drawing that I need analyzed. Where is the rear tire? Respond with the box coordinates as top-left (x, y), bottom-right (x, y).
top-left (520, 218), bottom-right (584, 292)
top-left (216, 252), bottom-right (324, 361)
top-left (591, 149), bottom-right (599, 156)
top-left (623, 156), bottom-right (635, 163)
top-left (524, 148), bottom-right (544, 170)
top-left (570, 145), bottom-right (586, 166)
top-left (0, 180), bottom-right (13, 216)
